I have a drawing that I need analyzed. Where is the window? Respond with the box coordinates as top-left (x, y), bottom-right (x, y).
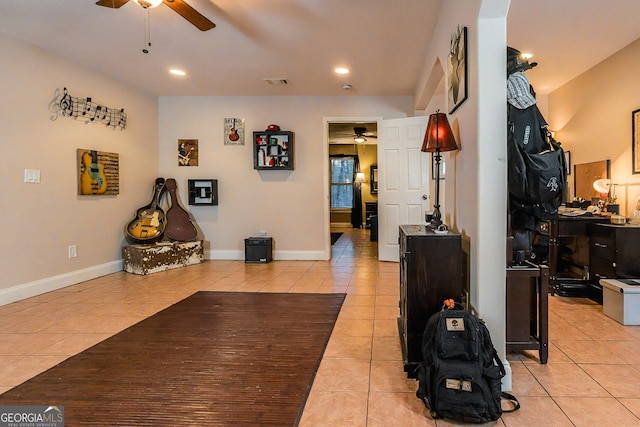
top-left (330, 157), bottom-right (355, 209)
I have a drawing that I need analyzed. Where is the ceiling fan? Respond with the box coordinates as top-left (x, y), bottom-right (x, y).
top-left (337, 126), bottom-right (378, 143)
top-left (95, 0), bottom-right (215, 31)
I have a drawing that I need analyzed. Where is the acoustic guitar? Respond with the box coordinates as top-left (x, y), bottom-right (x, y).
top-left (164, 178), bottom-right (198, 242)
top-left (80, 150), bottom-right (107, 195)
top-left (125, 178), bottom-right (166, 244)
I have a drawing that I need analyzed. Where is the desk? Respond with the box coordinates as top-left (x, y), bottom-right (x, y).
top-left (548, 215), bottom-right (609, 300)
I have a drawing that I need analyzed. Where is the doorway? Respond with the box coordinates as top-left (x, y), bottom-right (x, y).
top-left (325, 117), bottom-right (381, 258)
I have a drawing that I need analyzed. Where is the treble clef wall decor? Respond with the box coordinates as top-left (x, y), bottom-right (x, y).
top-left (48, 87), bottom-right (127, 130)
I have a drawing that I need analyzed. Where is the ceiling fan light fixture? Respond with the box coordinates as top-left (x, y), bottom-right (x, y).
top-left (354, 135), bottom-right (366, 143)
top-left (134, 0), bottom-right (163, 9)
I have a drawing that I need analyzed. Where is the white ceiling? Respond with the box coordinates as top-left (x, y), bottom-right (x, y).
top-left (1, 0), bottom-right (640, 98)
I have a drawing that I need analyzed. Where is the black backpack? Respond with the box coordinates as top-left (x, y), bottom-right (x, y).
top-left (507, 103), bottom-right (567, 222)
top-left (416, 302), bottom-right (520, 423)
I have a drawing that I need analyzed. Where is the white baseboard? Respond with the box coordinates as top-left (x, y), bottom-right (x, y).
top-left (0, 261), bottom-right (122, 307)
top-left (502, 360), bottom-right (512, 392)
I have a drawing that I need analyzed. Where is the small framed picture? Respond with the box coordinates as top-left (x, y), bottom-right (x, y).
top-left (178, 139), bottom-right (198, 166)
top-left (565, 150), bottom-right (571, 175)
top-left (224, 118), bottom-right (245, 145)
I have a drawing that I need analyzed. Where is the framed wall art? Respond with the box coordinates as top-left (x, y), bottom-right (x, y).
top-left (633, 108), bottom-right (640, 174)
top-left (448, 26), bottom-right (468, 114)
top-left (178, 139), bottom-right (199, 166)
top-left (370, 165), bottom-right (378, 194)
top-left (574, 159), bottom-right (609, 201)
top-left (224, 118), bottom-right (245, 145)
top-left (77, 149), bottom-right (119, 195)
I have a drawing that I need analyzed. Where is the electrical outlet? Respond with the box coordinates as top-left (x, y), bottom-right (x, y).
top-left (68, 245), bottom-right (77, 259)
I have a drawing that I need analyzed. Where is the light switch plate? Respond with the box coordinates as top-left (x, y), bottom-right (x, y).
top-left (24, 169), bottom-right (41, 183)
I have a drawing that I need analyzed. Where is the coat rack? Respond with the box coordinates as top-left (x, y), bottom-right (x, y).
top-left (49, 87), bottom-right (127, 130)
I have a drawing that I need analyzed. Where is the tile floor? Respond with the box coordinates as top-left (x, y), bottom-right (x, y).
top-left (1, 228), bottom-right (639, 426)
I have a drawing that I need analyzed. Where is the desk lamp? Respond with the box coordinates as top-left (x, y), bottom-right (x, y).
top-left (593, 178), bottom-right (619, 213)
top-left (421, 111), bottom-right (458, 228)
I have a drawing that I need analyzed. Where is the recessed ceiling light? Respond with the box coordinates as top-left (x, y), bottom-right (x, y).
top-left (169, 69), bottom-right (186, 76)
top-left (335, 67), bottom-right (350, 75)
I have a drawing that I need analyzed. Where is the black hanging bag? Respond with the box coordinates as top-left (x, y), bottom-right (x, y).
top-left (416, 301), bottom-right (520, 423)
top-left (507, 103), bottom-right (567, 221)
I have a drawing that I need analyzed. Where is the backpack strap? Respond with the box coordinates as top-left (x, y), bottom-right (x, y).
top-left (501, 392), bottom-right (521, 413)
top-left (490, 348), bottom-right (521, 413)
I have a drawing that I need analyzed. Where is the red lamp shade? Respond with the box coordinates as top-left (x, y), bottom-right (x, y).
top-left (421, 112), bottom-right (458, 153)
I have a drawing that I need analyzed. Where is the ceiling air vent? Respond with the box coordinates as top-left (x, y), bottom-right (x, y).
top-left (263, 78), bottom-right (290, 86)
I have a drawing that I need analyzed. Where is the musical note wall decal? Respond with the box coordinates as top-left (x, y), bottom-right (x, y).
top-left (48, 87), bottom-right (127, 130)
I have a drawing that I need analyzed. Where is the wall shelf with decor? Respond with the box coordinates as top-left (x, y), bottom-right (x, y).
top-left (253, 131), bottom-right (294, 170)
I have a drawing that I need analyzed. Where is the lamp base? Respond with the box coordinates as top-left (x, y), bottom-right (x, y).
top-left (426, 208), bottom-right (443, 229)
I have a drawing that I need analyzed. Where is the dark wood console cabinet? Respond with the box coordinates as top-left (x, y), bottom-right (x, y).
top-left (398, 225), bottom-right (464, 376)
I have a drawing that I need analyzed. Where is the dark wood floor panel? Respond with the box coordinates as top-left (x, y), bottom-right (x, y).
top-left (0, 291), bottom-right (345, 426)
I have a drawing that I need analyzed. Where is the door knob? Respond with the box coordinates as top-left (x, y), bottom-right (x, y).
top-left (422, 194), bottom-right (428, 200)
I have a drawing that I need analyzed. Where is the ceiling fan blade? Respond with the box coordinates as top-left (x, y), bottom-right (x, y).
top-left (164, 0), bottom-right (216, 31)
top-left (95, 0), bottom-right (130, 8)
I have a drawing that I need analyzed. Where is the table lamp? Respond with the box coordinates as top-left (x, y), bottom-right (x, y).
top-left (421, 111), bottom-right (458, 228)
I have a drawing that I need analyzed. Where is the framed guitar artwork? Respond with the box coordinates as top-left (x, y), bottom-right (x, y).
top-left (224, 117), bottom-right (245, 145)
top-left (178, 139), bottom-right (199, 167)
top-left (77, 148), bottom-right (119, 195)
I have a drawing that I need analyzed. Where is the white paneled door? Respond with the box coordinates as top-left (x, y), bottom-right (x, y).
top-left (377, 116), bottom-right (430, 261)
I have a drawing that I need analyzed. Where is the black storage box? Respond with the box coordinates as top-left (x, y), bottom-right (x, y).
top-left (245, 237), bottom-right (273, 263)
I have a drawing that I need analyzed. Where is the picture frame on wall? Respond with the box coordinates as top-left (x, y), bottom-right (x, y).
top-left (633, 108), bottom-right (640, 174)
top-left (565, 150), bottom-right (571, 175)
top-left (224, 117), bottom-right (245, 145)
top-left (77, 149), bottom-right (119, 195)
top-left (178, 139), bottom-right (199, 166)
top-left (370, 165), bottom-right (378, 194)
top-left (448, 26), bottom-right (468, 114)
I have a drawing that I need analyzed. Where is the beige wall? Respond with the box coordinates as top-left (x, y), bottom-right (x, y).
top-left (0, 33), bottom-right (159, 303)
top-left (0, 30), bottom-right (411, 303)
top-left (158, 97), bottom-right (408, 260)
top-left (548, 38), bottom-right (640, 216)
top-left (416, 0), bottom-right (510, 376)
